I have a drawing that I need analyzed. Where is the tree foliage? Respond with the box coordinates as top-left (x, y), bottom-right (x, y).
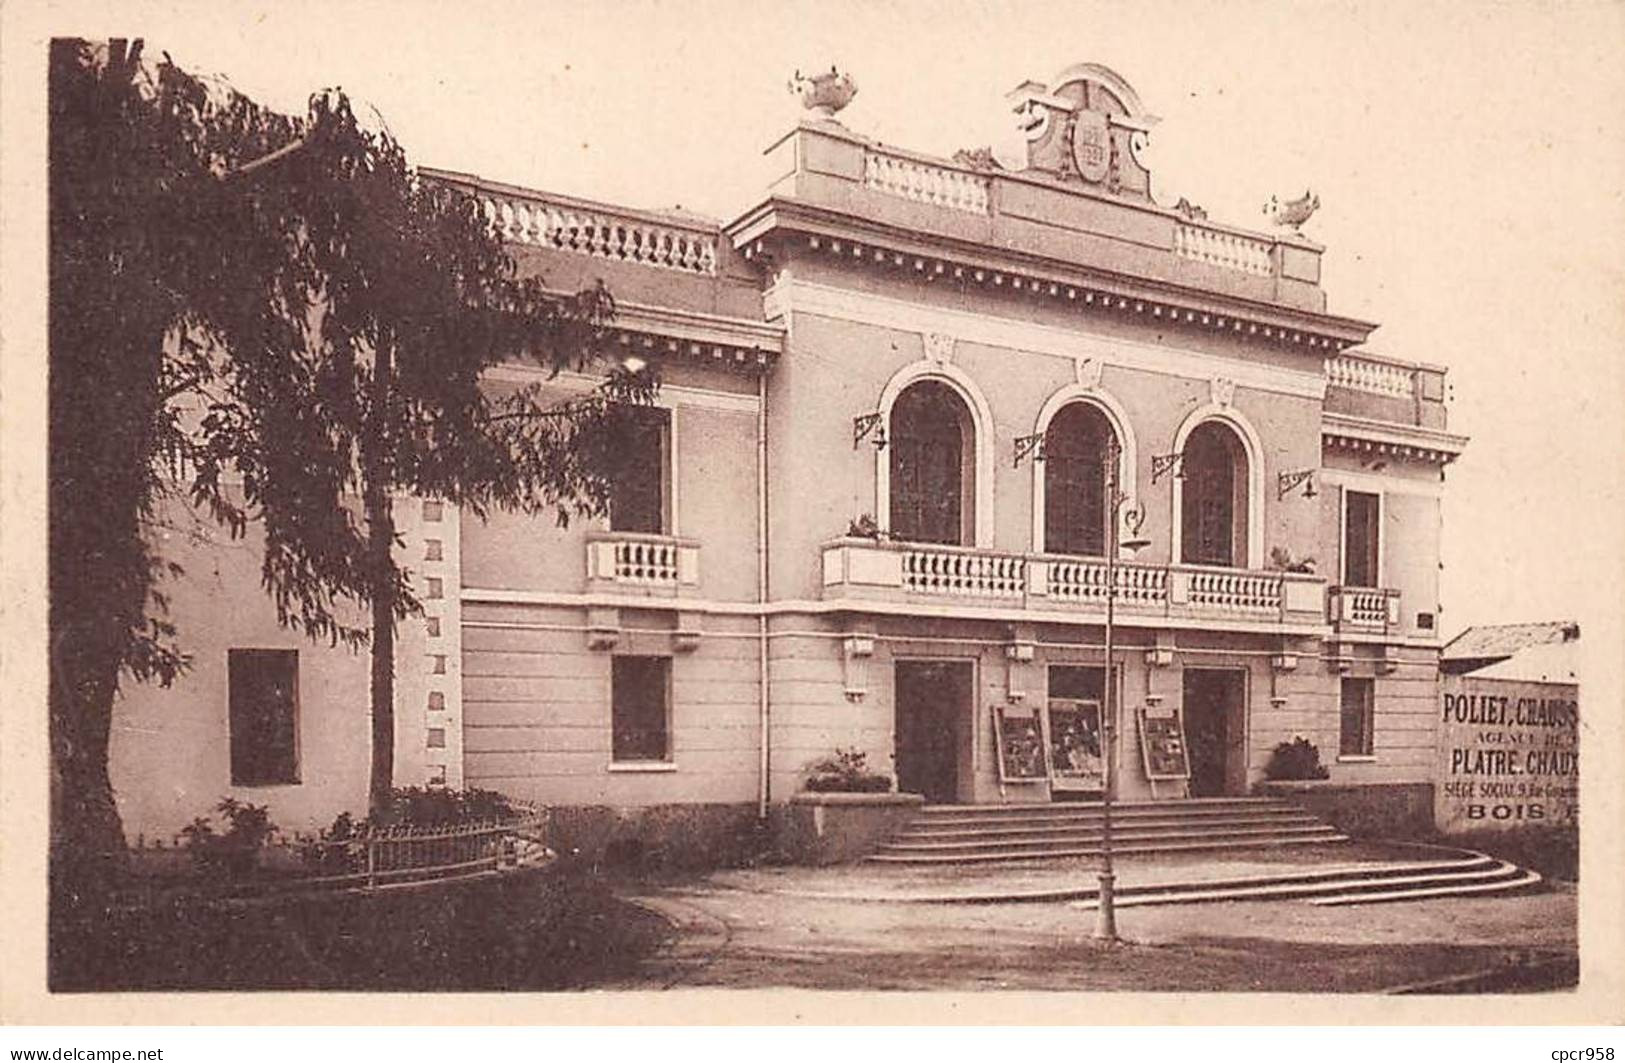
top-left (49, 36), bottom-right (653, 910)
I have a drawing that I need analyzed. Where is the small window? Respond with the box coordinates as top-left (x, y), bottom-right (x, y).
top-left (1339, 677), bottom-right (1375, 757)
top-left (612, 656), bottom-right (671, 762)
top-left (1344, 490), bottom-right (1380, 587)
top-left (228, 649), bottom-right (300, 786)
top-left (609, 407), bottom-right (671, 535)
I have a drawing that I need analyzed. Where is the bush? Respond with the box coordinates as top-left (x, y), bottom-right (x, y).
top-left (1263, 737), bottom-right (1330, 781)
top-left (298, 787), bottom-right (521, 875)
top-left (803, 748), bottom-right (893, 793)
top-left (371, 786), bottom-right (517, 828)
top-left (180, 798), bottom-right (278, 878)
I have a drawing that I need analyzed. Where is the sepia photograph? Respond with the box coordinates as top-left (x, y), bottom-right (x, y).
top-left (3, 0), bottom-right (1622, 1030)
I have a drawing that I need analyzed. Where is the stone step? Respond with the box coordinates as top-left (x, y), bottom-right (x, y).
top-left (877, 822), bottom-right (1342, 856)
top-left (866, 832), bottom-right (1349, 865)
top-left (913, 797), bottom-right (1288, 821)
top-left (1308, 868), bottom-right (1543, 906)
top-left (896, 812), bottom-right (1325, 843)
top-left (1069, 860), bottom-right (1526, 909)
top-left (904, 806), bottom-right (1312, 831)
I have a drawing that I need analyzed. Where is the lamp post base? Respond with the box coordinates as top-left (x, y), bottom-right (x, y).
top-left (1095, 870), bottom-right (1118, 942)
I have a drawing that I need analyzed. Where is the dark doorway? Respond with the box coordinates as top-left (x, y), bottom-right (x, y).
top-left (894, 660), bottom-right (972, 803)
top-left (1182, 668), bottom-right (1248, 797)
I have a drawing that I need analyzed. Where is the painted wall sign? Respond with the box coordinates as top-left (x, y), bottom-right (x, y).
top-left (1047, 698), bottom-right (1103, 792)
top-left (1436, 676), bottom-right (1579, 832)
top-left (1136, 707), bottom-right (1192, 781)
top-left (992, 704), bottom-right (1049, 783)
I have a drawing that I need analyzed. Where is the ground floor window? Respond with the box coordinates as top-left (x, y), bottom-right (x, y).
top-left (228, 649), bottom-right (300, 786)
top-left (1339, 677), bottom-right (1375, 757)
top-left (612, 655), bottom-right (671, 762)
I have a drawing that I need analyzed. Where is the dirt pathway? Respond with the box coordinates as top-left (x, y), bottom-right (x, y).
top-left (619, 880), bottom-right (1578, 992)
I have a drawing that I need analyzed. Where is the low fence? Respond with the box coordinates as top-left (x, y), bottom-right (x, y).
top-left (131, 808), bottom-right (552, 896)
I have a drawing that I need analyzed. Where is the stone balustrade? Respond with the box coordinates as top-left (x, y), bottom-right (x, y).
top-left (1186, 568), bottom-right (1283, 612)
top-left (900, 545), bottom-right (1025, 598)
top-left (1326, 355), bottom-right (1416, 398)
top-left (1172, 223), bottom-right (1274, 277)
top-left (863, 150), bottom-right (992, 215)
top-left (479, 191), bottom-right (719, 276)
top-left (1329, 585), bottom-right (1401, 631)
top-left (822, 538), bottom-right (1326, 627)
top-left (586, 533), bottom-right (700, 592)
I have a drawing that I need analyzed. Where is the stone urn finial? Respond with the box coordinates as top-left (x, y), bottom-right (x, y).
top-left (789, 66), bottom-right (857, 119)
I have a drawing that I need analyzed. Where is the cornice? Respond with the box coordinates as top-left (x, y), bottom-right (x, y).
top-left (771, 278), bottom-right (1328, 401)
top-left (726, 195), bottom-right (1377, 350)
top-left (1322, 411), bottom-right (1468, 463)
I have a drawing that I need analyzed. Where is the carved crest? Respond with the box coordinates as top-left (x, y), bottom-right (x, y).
top-left (1074, 356), bottom-right (1103, 389)
top-left (1210, 376), bottom-right (1236, 408)
top-left (1070, 108), bottom-right (1111, 184)
top-left (924, 331), bottom-right (955, 365)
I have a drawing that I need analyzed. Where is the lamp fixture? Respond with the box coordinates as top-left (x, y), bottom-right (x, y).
top-left (853, 412), bottom-right (886, 450)
top-left (1013, 433), bottom-right (1046, 468)
top-left (1277, 469), bottom-right (1317, 500)
top-left (1151, 452), bottom-right (1184, 484)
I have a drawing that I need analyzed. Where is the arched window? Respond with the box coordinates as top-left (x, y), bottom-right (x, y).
top-left (1180, 421), bottom-right (1249, 567)
top-left (889, 380), bottom-right (974, 545)
top-left (1043, 403), bottom-right (1114, 556)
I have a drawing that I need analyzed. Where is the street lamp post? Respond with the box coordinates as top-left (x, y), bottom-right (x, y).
top-left (1096, 439), bottom-right (1149, 942)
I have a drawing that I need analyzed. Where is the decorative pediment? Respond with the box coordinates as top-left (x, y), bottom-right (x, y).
top-left (1004, 62), bottom-right (1159, 202)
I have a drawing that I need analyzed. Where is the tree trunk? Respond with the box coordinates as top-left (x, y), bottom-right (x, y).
top-left (366, 484), bottom-right (396, 816)
top-left (365, 336), bottom-right (397, 817)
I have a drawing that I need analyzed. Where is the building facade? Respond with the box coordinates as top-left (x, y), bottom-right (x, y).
top-left (108, 63), bottom-right (1468, 859)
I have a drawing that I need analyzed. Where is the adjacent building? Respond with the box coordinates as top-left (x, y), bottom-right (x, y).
top-left (109, 62), bottom-right (1470, 859)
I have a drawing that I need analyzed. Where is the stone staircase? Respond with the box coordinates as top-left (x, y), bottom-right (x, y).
top-left (869, 796), bottom-right (1345, 865)
top-left (1067, 851), bottom-right (1541, 910)
top-left (864, 798), bottom-right (1544, 907)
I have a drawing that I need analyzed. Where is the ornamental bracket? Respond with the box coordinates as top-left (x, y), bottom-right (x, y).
top-left (1151, 452), bottom-right (1184, 484)
top-left (1013, 433), bottom-right (1046, 468)
top-left (853, 412), bottom-right (886, 450)
top-left (1277, 469), bottom-right (1318, 501)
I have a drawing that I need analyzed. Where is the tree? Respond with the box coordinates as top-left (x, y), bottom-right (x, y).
top-left (49, 39), bottom-right (651, 901)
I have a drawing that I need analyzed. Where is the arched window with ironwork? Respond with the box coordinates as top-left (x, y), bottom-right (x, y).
top-left (1043, 402), bottom-right (1115, 556)
top-left (889, 379), bottom-right (974, 545)
top-left (1179, 420), bottom-right (1249, 567)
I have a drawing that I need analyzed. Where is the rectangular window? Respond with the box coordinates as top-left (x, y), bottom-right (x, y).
top-left (612, 656), bottom-right (671, 762)
top-left (609, 406), bottom-right (671, 535)
top-left (1339, 677), bottom-right (1375, 757)
top-left (1343, 490), bottom-right (1380, 587)
top-left (228, 649), bottom-right (300, 786)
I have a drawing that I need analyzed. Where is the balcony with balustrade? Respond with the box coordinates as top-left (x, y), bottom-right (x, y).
top-left (586, 532), bottom-right (701, 598)
top-left (820, 537), bottom-right (1327, 631)
top-left (1327, 585), bottom-right (1402, 638)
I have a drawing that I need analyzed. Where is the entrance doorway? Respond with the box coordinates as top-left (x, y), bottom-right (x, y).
top-left (894, 660), bottom-right (973, 803)
top-left (1182, 668), bottom-right (1248, 797)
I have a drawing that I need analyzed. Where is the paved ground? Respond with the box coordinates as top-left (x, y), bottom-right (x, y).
top-left (613, 847), bottom-right (1578, 993)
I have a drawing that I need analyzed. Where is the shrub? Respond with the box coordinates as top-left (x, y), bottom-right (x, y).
top-left (803, 748), bottom-right (893, 793)
top-left (1263, 737), bottom-right (1330, 781)
top-left (846, 513), bottom-right (881, 539)
top-left (298, 787), bottom-right (522, 875)
top-left (180, 797), bottom-right (278, 877)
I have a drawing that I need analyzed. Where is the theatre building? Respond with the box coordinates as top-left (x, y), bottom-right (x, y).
top-left (109, 63), bottom-right (1468, 858)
